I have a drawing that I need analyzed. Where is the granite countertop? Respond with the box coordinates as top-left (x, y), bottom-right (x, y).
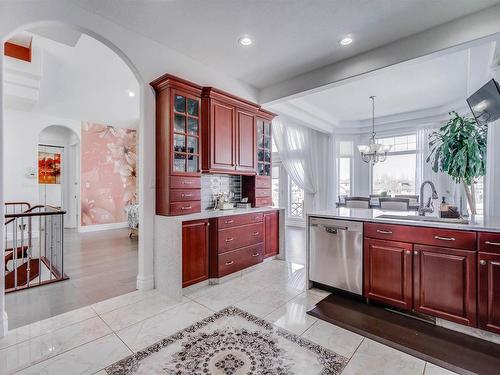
top-left (307, 207), bottom-right (500, 233)
top-left (160, 206), bottom-right (283, 222)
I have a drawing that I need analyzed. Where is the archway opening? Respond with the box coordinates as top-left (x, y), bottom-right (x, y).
top-left (2, 24), bottom-right (142, 329)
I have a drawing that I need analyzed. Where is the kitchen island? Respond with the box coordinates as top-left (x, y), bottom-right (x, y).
top-left (306, 207), bottom-right (500, 338)
top-left (154, 207), bottom-right (285, 300)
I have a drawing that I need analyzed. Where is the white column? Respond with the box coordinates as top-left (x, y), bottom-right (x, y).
top-left (136, 85), bottom-right (155, 290)
top-left (0, 47), bottom-right (8, 337)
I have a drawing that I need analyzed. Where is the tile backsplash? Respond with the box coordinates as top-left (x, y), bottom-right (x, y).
top-left (201, 174), bottom-right (242, 210)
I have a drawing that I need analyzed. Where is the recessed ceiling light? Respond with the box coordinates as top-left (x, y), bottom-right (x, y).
top-left (238, 36), bottom-right (253, 46)
top-left (339, 36), bottom-right (353, 46)
top-left (127, 90), bottom-right (136, 97)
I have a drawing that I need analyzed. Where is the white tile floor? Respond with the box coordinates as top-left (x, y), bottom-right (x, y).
top-left (0, 260), bottom-right (458, 375)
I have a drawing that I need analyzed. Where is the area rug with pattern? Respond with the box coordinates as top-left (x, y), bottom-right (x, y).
top-left (105, 306), bottom-right (348, 374)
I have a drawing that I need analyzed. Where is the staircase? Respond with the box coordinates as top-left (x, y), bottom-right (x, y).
top-left (4, 202), bottom-right (68, 292)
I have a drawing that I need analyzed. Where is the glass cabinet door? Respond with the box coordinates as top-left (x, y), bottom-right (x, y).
top-left (172, 91), bottom-right (200, 173)
top-left (256, 119), bottom-right (272, 176)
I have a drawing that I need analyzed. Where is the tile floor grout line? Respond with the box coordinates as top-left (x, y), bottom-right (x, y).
top-left (339, 337), bottom-right (366, 373)
top-left (0, 311), bottom-right (100, 352)
top-left (90, 290), bottom-right (159, 316)
top-left (10, 332), bottom-right (119, 374)
top-left (99, 296), bottom-right (192, 332)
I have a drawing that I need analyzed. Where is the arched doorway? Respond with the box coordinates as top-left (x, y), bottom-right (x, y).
top-left (38, 125), bottom-right (80, 228)
top-left (2, 22), bottom-right (148, 330)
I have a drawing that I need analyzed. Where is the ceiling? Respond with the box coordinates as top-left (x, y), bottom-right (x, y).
top-left (268, 39), bottom-right (496, 132)
top-left (72, 0), bottom-right (500, 89)
top-left (9, 31), bottom-right (140, 128)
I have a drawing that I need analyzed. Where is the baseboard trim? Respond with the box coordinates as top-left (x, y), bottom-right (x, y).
top-left (136, 274), bottom-right (154, 291)
top-left (78, 222), bottom-right (128, 233)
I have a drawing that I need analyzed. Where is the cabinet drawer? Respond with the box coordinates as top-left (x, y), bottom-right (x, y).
top-left (255, 176), bottom-right (271, 189)
top-left (217, 222), bottom-right (264, 253)
top-left (170, 189), bottom-right (201, 202)
top-left (478, 232), bottom-right (500, 254)
top-left (217, 212), bottom-right (263, 229)
top-left (218, 243), bottom-right (264, 277)
top-left (255, 189), bottom-right (272, 198)
top-left (170, 201), bottom-right (201, 215)
top-left (255, 197), bottom-right (272, 207)
top-left (364, 222), bottom-right (476, 250)
top-left (170, 176), bottom-right (201, 189)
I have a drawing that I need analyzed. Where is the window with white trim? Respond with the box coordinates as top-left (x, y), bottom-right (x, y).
top-left (372, 134), bottom-right (417, 195)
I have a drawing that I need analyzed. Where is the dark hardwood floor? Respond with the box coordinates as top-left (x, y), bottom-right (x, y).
top-left (308, 292), bottom-right (500, 375)
top-left (6, 228), bottom-right (138, 329)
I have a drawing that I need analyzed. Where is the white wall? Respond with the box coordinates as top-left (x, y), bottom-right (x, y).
top-left (3, 110), bottom-right (80, 208)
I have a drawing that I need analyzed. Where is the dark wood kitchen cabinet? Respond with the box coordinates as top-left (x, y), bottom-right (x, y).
top-left (182, 219), bottom-right (209, 287)
top-left (364, 222), bottom-right (478, 327)
top-left (264, 210), bottom-right (279, 258)
top-left (151, 74), bottom-right (202, 216)
top-left (413, 245), bottom-right (477, 326)
top-left (242, 109), bottom-right (276, 207)
top-left (364, 238), bottom-right (413, 310)
top-left (201, 87), bottom-right (260, 175)
top-left (478, 232), bottom-right (500, 334)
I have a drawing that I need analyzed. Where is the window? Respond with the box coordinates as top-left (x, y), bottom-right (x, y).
top-left (337, 141), bottom-right (353, 197)
top-left (288, 176), bottom-right (304, 218)
top-left (372, 134), bottom-right (417, 195)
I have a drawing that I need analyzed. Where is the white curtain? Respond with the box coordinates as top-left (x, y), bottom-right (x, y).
top-left (416, 127), bottom-right (462, 207)
top-left (272, 116), bottom-right (336, 212)
top-left (485, 119), bottom-right (500, 217)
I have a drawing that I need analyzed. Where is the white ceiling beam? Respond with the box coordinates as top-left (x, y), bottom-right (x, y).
top-left (270, 102), bottom-right (334, 134)
top-left (260, 4), bottom-right (500, 105)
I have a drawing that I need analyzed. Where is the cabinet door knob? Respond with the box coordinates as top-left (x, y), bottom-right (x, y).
top-left (480, 260), bottom-right (487, 266)
top-left (414, 251), bottom-right (419, 255)
top-left (405, 250), bottom-right (411, 255)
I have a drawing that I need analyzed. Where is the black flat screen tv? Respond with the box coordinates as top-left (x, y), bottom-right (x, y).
top-left (467, 78), bottom-right (500, 126)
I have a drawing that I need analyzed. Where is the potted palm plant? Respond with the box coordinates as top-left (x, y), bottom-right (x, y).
top-left (427, 111), bottom-right (487, 215)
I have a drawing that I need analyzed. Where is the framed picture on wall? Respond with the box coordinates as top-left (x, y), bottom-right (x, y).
top-left (38, 151), bottom-right (61, 184)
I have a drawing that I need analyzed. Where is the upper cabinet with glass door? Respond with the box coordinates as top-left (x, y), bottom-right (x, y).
top-left (257, 118), bottom-right (272, 177)
top-left (172, 91), bottom-right (200, 174)
top-left (151, 74), bottom-right (203, 216)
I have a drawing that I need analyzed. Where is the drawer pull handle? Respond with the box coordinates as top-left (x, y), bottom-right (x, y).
top-left (480, 260), bottom-right (487, 266)
top-left (225, 237), bottom-right (234, 242)
top-left (376, 229), bottom-right (393, 235)
top-left (434, 236), bottom-right (455, 241)
top-left (182, 181), bottom-right (193, 185)
top-left (181, 193), bottom-right (193, 198)
top-left (253, 232), bottom-right (260, 236)
top-left (181, 206), bottom-right (192, 210)
top-left (225, 260), bottom-right (234, 266)
top-left (225, 220), bottom-right (234, 224)
top-left (252, 253), bottom-right (259, 257)
top-left (485, 241), bottom-right (500, 246)
top-left (254, 216), bottom-right (260, 220)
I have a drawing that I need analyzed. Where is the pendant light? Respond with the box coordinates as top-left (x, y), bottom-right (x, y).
top-left (357, 96), bottom-right (391, 163)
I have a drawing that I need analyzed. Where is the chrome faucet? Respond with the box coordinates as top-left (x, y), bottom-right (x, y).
top-left (418, 181), bottom-right (438, 216)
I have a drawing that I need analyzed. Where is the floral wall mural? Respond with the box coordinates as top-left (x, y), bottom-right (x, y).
top-left (81, 122), bottom-right (137, 226)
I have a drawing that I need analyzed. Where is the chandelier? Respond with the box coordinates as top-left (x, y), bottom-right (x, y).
top-left (357, 96), bottom-right (391, 163)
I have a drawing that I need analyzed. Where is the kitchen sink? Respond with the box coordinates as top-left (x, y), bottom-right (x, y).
top-left (376, 214), bottom-right (469, 224)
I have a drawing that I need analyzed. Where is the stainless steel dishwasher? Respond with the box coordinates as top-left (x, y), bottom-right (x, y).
top-left (309, 217), bottom-right (363, 295)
